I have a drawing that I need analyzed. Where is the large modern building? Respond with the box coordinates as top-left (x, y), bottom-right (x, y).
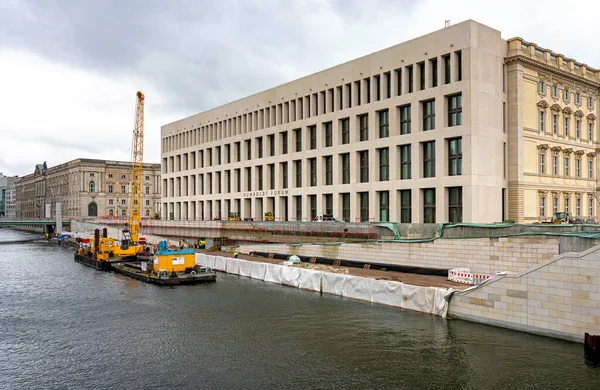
top-left (15, 159), bottom-right (161, 219)
top-left (160, 20), bottom-right (599, 223)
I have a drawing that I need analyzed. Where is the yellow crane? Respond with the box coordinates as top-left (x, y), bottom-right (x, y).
top-left (127, 90), bottom-right (145, 245)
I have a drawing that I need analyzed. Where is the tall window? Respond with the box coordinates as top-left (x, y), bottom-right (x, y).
top-left (295, 195), bottom-right (302, 221)
top-left (245, 140), bottom-right (251, 160)
top-left (423, 188), bottom-right (436, 223)
top-left (400, 190), bottom-right (411, 223)
top-left (431, 58), bottom-right (438, 88)
top-left (360, 192), bottom-right (369, 222)
top-left (341, 118), bottom-right (350, 144)
top-left (269, 164), bottom-right (275, 190)
top-left (552, 155), bottom-right (558, 175)
top-left (589, 122), bottom-right (594, 141)
top-left (539, 153), bottom-right (545, 174)
top-left (564, 117), bottom-right (570, 136)
top-left (539, 111), bottom-right (545, 132)
top-left (359, 114), bottom-right (368, 141)
top-left (295, 160), bottom-right (302, 187)
top-left (268, 135), bottom-right (275, 156)
top-left (399, 105), bottom-right (411, 134)
top-left (448, 187), bottom-right (462, 223)
top-left (407, 66), bottom-right (414, 93)
top-left (89, 181), bottom-right (95, 192)
top-left (564, 88), bottom-right (569, 102)
top-left (552, 114), bottom-right (558, 135)
top-left (379, 191), bottom-right (389, 222)
top-left (423, 100), bottom-right (436, 131)
top-left (325, 122), bottom-right (333, 147)
top-left (423, 141), bottom-right (436, 178)
top-left (538, 81), bottom-right (545, 94)
top-left (448, 138), bottom-right (462, 176)
top-left (282, 162), bottom-right (288, 189)
top-left (448, 94), bottom-right (462, 127)
top-left (589, 97), bottom-right (594, 110)
top-left (576, 120), bottom-right (581, 138)
top-left (576, 158), bottom-right (581, 177)
top-left (257, 137), bottom-right (263, 158)
top-left (325, 194), bottom-right (333, 215)
top-left (359, 151), bottom-right (369, 183)
top-left (325, 156), bottom-right (333, 185)
top-left (282, 131), bottom-right (288, 154)
top-left (576, 197), bottom-right (581, 217)
top-left (342, 153), bottom-right (350, 184)
top-left (108, 185), bottom-right (113, 193)
top-left (342, 193), bottom-right (350, 222)
top-left (444, 55), bottom-right (451, 84)
top-left (553, 195), bottom-right (559, 214)
top-left (456, 50), bottom-right (462, 81)
top-left (400, 145), bottom-right (411, 179)
top-left (540, 195), bottom-right (546, 218)
top-left (246, 168), bottom-right (251, 191)
top-left (589, 160), bottom-right (594, 179)
top-left (379, 110), bottom-right (389, 138)
top-left (552, 85), bottom-right (558, 98)
top-left (121, 185), bottom-right (126, 194)
top-left (309, 158), bottom-right (316, 186)
top-left (379, 148), bottom-right (389, 181)
top-left (575, 92), bottom-right (581, 105)
top-left (235, 142), bottom-right (241, 162)
top-left (565, 196), bottom-right (570, 213)
top-left (589, 198), bottom-right (594, 216)
top-left (295, 129), bottom-right (302, 152)
top-left (309, 126), bottom-right (317, 149)
top-left (564, 157), bottom-right (570, 177)
top-left (395, 68), bottom-right (402, 96)
top-left (419, 62), bottom-right (425, 90)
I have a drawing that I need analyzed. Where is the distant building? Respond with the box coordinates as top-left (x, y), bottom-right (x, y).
top-left (0, 173), bottom-right (18, 217)
top-left (5, 184), bottom-right (16, 218)
top-left (15, 159), bottom-right (161, 219)
top-left (160, 20), bottom-right (600, 223)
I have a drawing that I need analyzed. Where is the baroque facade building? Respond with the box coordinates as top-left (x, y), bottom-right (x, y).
top-left (160, 20), bottom-right (599, 223)
top-left (15, 159), bottom-right (161, 219)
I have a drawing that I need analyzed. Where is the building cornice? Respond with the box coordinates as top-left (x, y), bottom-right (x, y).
top-left (505, 54), bottom-right (600, 90)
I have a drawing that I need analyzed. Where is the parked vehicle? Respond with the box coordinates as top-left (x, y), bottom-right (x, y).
top-left (312, 213), bottom-right (335, 222)
top-left (228, 212), bottom-right (241, 221)
top-left (264, 212), bottom-right (275, 221)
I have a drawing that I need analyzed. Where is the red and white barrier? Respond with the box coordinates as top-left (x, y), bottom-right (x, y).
top-left (448, 268), bottom-right (490, 285)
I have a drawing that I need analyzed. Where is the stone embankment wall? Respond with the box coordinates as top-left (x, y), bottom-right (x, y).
top-left (448, 245), bottom-right (600, 342)
top-left (239, 237), bottom-right (560, 275)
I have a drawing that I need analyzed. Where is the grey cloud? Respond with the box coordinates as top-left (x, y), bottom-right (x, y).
top-left (1, 0), bottom-right (417, 116)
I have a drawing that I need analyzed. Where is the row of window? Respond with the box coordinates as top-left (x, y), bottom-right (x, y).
top-left (162, 95), bottom-right (463, 174)
top-left (162, 186), bottom-right (463, 223)
top-left (87, 182), bottom-right (155, 194)
top-left (538, 81), bottom-right (594, 109)
top-left (539, 194), bottom-right (595, 217)
top-left (163, 52), bottom-right (464, 152)
top-left (538, 110), bottom-right (595, 140)
top-left (538, 151), bottom-right (594, 178)
top-left (162, 138), bottom-right (463, 197)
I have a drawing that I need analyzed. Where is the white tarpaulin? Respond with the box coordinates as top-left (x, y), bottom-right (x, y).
top-left (370, 279), bottom-right (404, 307)
top-left (343, 274), bottom-right (373, 302)
top-left (195, 254), bottom-right (214, 269)
top-left (250, 261), bottom-right (267, 280)
top-left (321, 272), bottom-right (347, 296)
top-left (433, 288), bottom-right (451, 318)
top-left (280, 266), bottom-right (303, 287)
top-left (401, 284), bottom-right (434, 313)
top-left (297, 269), bottom-right (322, 292)
top-left (264, 263), bottom-right (283, 284)
top-left (226, 258), bottom-right (240, 275)
top-left (237, 260), bottom-right (252, 277)
top-left (213, 256), bottom-right (227, 271)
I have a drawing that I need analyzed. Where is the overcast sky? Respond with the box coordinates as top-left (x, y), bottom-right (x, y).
top-left (2, 0), bottom-right (599, 177)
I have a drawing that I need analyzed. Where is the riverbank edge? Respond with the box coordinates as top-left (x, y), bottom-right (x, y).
top-left (196, 253), bottom-right (452, 318)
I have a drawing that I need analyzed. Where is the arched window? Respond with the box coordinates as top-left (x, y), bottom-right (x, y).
top-left (88, 202), bottom-right (98, 217)
top-left (89, 181), bottom-right (95, 193)
top-left (109, 209), bottom-right (114, 216)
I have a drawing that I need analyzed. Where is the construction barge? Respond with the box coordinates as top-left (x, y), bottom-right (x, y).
top-left (74, 232), bottom-right (216, 286)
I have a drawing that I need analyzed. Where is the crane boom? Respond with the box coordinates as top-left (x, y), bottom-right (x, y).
top-left (129, 91), bottom-right (145, 243)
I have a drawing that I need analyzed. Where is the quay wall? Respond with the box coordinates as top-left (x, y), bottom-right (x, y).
top-left (197, 253), bottom-right (451, 317)
top-left (239, 237), bottom-right (560, 275)
top-left (448, 245), bottom-right (600, 343)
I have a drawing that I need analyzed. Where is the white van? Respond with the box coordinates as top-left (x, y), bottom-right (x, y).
top-left (312, 214), bottom-right (335, 222)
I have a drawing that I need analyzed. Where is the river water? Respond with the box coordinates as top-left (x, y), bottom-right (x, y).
top-left (0, 229), bottom-right (599, 389)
